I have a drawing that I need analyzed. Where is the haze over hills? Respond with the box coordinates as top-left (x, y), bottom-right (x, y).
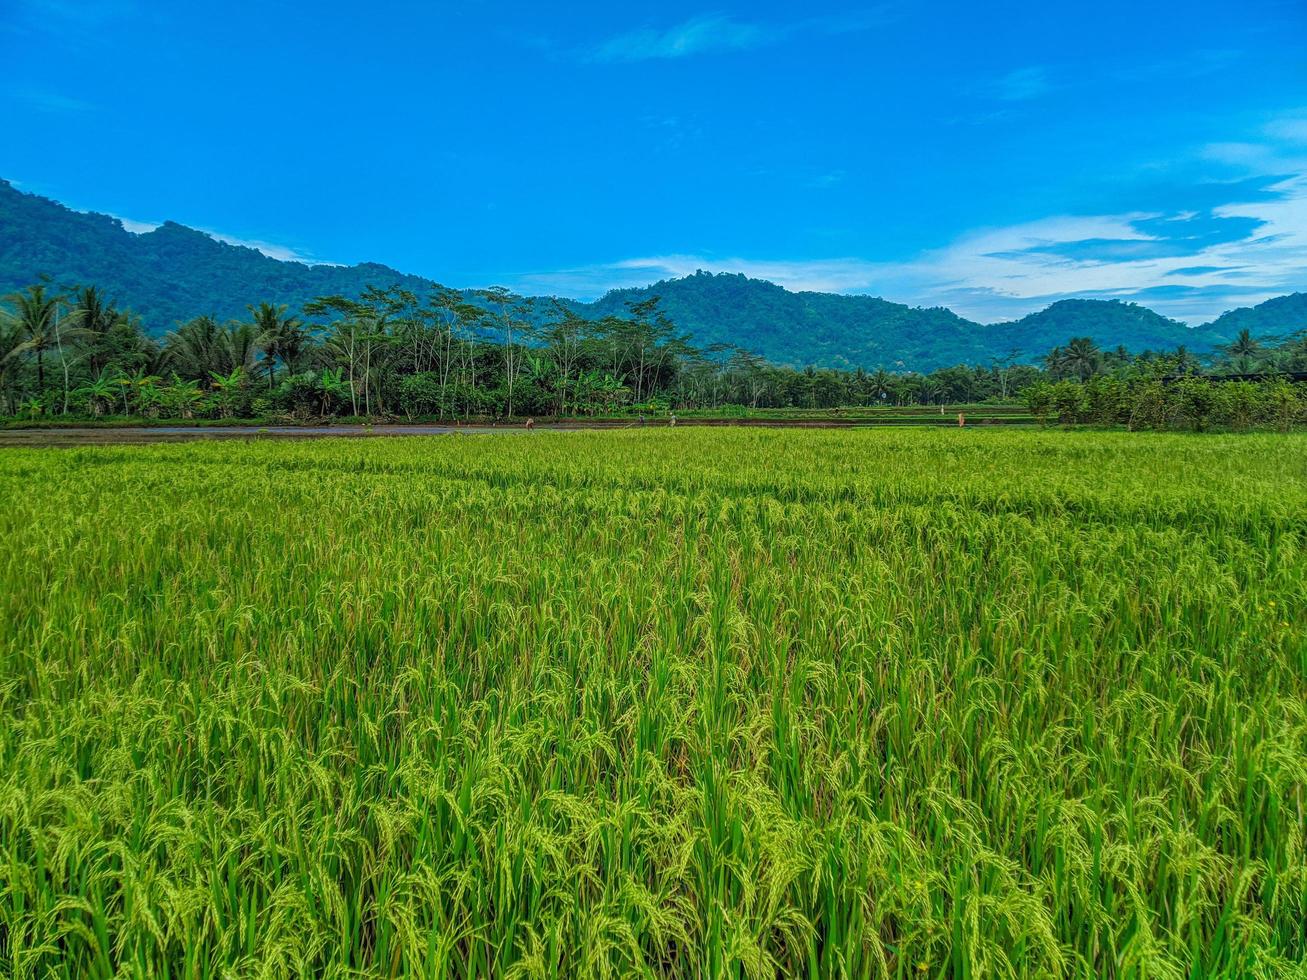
top-left (5, 178), bottom-right (1300, 371)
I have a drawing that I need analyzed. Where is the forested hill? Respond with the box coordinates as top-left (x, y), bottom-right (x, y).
top-left (0, 177), bottom-right (1279, 370)
top-left (0, 179), bottom-right (433, 328)
top-left (987, 299), bottom-right (1230, 358)
top-left (573, 274), bottom-right (987, 369)
top-left (575, 274), bottom-right (1232, 369)
top-left (1204, 292), bottom-right (1307, 339)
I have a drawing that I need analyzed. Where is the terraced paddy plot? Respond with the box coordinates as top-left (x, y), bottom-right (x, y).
top-left (1, 429), bottom-right (1304, 978)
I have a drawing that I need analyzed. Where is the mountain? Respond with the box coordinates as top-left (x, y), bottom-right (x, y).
top-left (0, 179), bottom-right (434, 330)
top-left (574, 274), bottom-right (1230, 369)
top-left (988, 299), bottom-right (1228, 356)
top-left (1204, 293), bottom-right (1307, 340)
top-left (574, 273), bottom-right (987, 369)
top-left (0, 178), bottom-right (1279, 370)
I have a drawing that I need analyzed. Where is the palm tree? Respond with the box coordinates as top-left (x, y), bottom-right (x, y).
top-left (165, 316), bottom-right (266, 379)
top-left (5, 284), bottom-right (60, 390)
top-left (869, 368), bottom-right (892, 404)
top-left (920, 377), bottom-right (943, 406)
top-left (249, 302), bottom-right (306, 389)
top-left (1171, 344), bottom-right (1199, 376)
top-left (1221, 328), bottom-right (1262, 373)
top-left (1043, 345), bottom-right (1065, 379)
top-left (5, 284), bottom-right (91, 414)
top-left (0, 317), bottom-right (24, 415)
top-left (164, 315), bottom-right (225, 377)
top-left (1058, 337), bottom-right (1103, 382)
top-left (69, 285), bottom-right (126, 376)
top-left (221, 321), bottom-right (266, 376)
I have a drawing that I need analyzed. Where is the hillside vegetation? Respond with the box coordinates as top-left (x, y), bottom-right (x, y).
top-left (3, 180), bottom-right (1283, 371)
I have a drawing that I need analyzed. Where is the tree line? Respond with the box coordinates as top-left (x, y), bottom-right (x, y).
top-left (2, 279), bottom-right (1304, 422)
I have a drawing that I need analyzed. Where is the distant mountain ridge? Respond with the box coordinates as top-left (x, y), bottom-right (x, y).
top-left (4, 178), bottom-right (1301, 370)
top-left (573, 274), bottom-right (1237, 370)
top-left (1204, 293), bottom-right (1307, 340)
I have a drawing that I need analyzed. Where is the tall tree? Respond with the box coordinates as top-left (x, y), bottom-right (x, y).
top-left (541, 301), bottom-right (591, 415)
top-left (1221, 328), bottom-right (1262, 373)
top-left (306, 296), bottom-right (367, 416)
top-left (249, 302), bottom-right (307, 388)
top-left (1054, 337), bottom-right (1103, 382)
top-left (70, 285), bottom-right (127, 376)
top-left (477, 287), bottom-right (531, 418)
top-left (0, 317), bottom-right (24, 415)
top-left (5, 283), bottom-right (60, 391)
top-left (164, 315), bottom-right (226, 378)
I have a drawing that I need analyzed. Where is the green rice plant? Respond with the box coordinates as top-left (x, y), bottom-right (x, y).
top-left (0, 429), bottom-right (1304, 977)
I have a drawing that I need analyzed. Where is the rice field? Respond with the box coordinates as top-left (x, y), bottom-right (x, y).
top-left (1, 429), bottom-right (1304, 978)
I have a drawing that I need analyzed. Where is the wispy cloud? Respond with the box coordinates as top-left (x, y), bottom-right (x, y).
top-left (502, 115), bottom-right (1307, 324)
top-left (14, 0), bottom-right (138, 23)
top-left (1264, 113), bottom-right (1307, 145)
top-left (5, 85), bottom-right (94, 113)
top-left (500, 255), bottom-right (887, 299)
top-left (874, 177), bottom-right (1307, 322)
top-left (807, 171), bottom-right (846, 189)
top-left (109, 212), bottom-right (329, 265)
top-left (116, 216), bottom-right (158, 235)
top-left (589, 14), bottom-right (771, 62)
top-left (583, 8), bottom-right (889, 63)
top-left (5, 0), bottom-right (140, 43)
top-left (984, 66), bottom-right (1051, 102)
top-left (203, 231), bottom-right (323, 264)
top-left (963, 50), bottom-right (1242, 120)
top-left (1110, 48), bottom-right (1243, 83)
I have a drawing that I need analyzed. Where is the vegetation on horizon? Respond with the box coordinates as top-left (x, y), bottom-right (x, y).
top-left (1, 429), bottom-right (1304, 976)
top-left (2, 280), bottom-right (1305, 429)
top-left (9, 179), bottom-right (1307, 372)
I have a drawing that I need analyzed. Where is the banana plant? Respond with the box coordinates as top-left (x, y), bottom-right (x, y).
top-left (163, 375), bottom-right (204, 420)
top-left (75, 369), bottom-right (118, 417)
top-left (208, 366), bottom-right (246, 418)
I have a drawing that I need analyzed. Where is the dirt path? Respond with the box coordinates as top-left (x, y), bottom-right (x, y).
top-left (0, 416), bottom-right (1032, 447)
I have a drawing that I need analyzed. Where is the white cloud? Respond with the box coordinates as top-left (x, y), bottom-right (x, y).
top-left (5, 85), bottom-right (94, 113)
top-left (13, 0), bottom-right (138, 25)
top-left (1202, 141), bottom-right (1278, 168)
top-left (590, 14), bottom-right (771, 62)
top-left (807, 171), bottom-right (847, 189)
top-left (878, 180), bottom-right (1307, 322)
top-left (986, 66), bottom-right (1051, 102)
top-left (499, 255), bottom-right (884, 299)
top-left (116, 216), bottom-right (158, 235)
top-left (110, 212), bottom-right (328, 265)
top-left (584, 8), bottom-right (888, 63)
top-left (1265, 115), bottom-right (1307, 145)
top-left (504, 176), bottom-right (1307, 323)
top-left (203, 231), bottom-right (319, 264)
top-left (5, 0), bottom-right (142, 46)
top-left (507, 112), bottom-right (1307, 322)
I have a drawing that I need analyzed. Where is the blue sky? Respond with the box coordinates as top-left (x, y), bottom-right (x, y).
top-left (2, 0), bottom-right (1305, 322)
